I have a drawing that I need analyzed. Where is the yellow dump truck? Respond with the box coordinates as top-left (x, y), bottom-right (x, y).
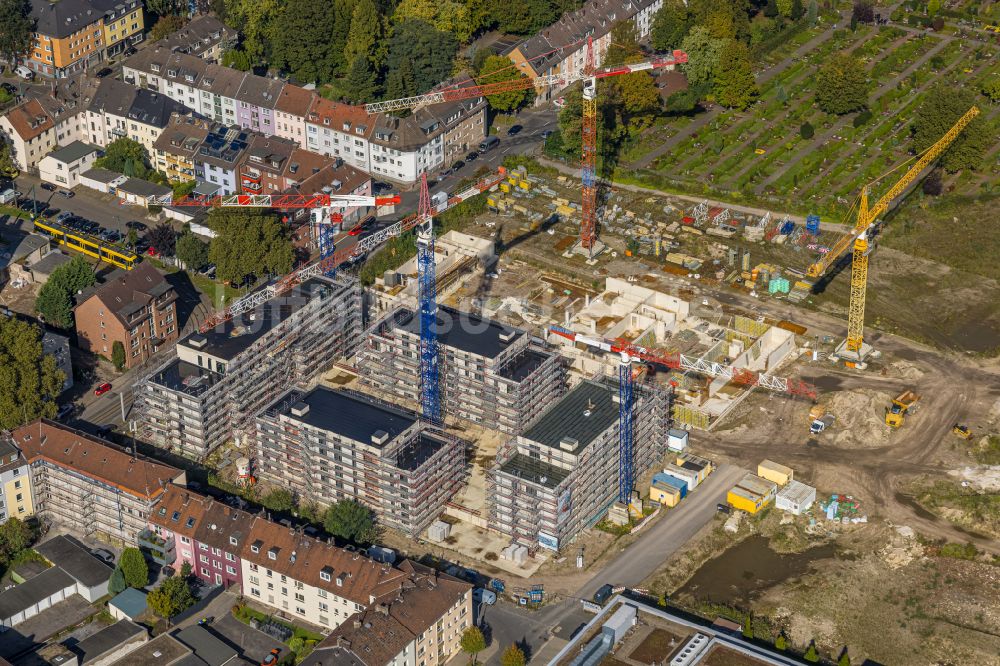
top-left (885, 390), bottom-right (920, 428)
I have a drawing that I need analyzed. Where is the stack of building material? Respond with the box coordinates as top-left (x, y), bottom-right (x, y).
top-left (428, 520), bottom-right (451, 542)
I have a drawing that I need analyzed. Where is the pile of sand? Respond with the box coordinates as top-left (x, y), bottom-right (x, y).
top-left (827, 388), bottom-right (892, 449)
top-left (887, 360), bottom-right (924, 380)
top-left (948, 465), bottom-right (1000, 492)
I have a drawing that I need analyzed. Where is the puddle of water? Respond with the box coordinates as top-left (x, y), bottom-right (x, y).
top-left (894, 492), bottom-right (940, 522)
top-left (803, 374), bottom-right (843, 391)
top-left (676, 535), bottom-right (836, 606)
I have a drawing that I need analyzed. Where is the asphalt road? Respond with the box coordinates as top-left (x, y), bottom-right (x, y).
top-left (480, 463), bottom-right (745, 664)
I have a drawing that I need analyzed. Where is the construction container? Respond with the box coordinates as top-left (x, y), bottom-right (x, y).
top-left (667, 428), bottom-right (689, 451)
top-left (727, 473), bottom-right (778, 514)
top-left (758, 459), bottom-right (794, 486)
top-left (776, 480), bottom-right (816, 515)
top-left (675, 453), bottom-right (714, 484)
top-left (651, 473), bottom-right (688, 503)
top-left (428, 520), bottom-right (451, 542)
top-left (806, 214), bottom-right (821, 235)
top-left (663, 463), bottom-right (699, 491)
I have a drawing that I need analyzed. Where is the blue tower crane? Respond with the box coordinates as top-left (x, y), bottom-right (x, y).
top-left (416, 175), bottom-right (442, 423)
top-left (618, 352), bottom-right (635, 504)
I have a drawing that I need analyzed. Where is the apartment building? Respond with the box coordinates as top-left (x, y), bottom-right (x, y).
top-left (506, 0), bottom-right (665, 105)
top-left (240, 134), bottom-right (302, 194)
top-left (74, 262), bottom-right (179, 369)
top-left (368, 109), bottom-right (446, 183)
top-left (150, 15), bottom-right (236, 63)
top-left (0, 99), bottom-right (58, 171)
top-left (27, 0), bottom-right (144, 78)
top-left (134, 275), bottom-right (363, 459)
top-left (256, 387), bottom-right (467, 538)
top-left (84, 77), bottom-right (187, 153)
top-left (38, 140), bottom-right (99, 188)
top-left (235, 76), bottom-right (284, 135)
top-left (489, 378), bottom-right (669, 551)
top-left (273, 84), bottom-right (313, 148)
top-left (438, 96), bottom-right (488, 167)
top-left (152, 113), bottom-right (212, 182)
top-left (145, 484), bottom-right (253, 587)
top-left (302, 560), bottom-right (473, 666)
top-left (304, 96), bottom-right (374, 174)
top-left (0, 439), bottom-right (33, 525)
top-left (194, 123), bottom-right (250, 195)
top-left (361, 305), bottom-right (566, 435)
top-left (7, 419), bottom-right (184, 546)
top-left (289, 155), bottom-right (372, 229)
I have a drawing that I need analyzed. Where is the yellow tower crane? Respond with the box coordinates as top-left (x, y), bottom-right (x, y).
top-left (806, 105), bottom-right (980, 364)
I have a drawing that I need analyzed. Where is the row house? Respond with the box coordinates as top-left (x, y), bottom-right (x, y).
top-left (5, 419), bottom-right (184, 547)
top-left (152, 113), bottom-right (213, 182)
top-left (150, 15), bottom-right (237, 64)
top-left (26, 0), bottom-right (145, 78)
top-left (147, 484), bottom-right (471, 641)
top-left (84, 77), bottom-right (186, 154)
top-left (304, 96), bottom-right (374, 174)
top-left (273, 84), bottom-right (313, 148)
top-left (195, 124), bottom-right (250, 195)
top-left (506, 0), bottom-right (665, 105)
top-left (235, 76), bottom-right (284, 135)
top-left (240, 134), bottom-right (301, 195)
top-left (0, 78), bottom-right (94, 171)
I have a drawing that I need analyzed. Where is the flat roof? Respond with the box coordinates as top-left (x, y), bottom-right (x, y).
top-left (652, 473), bottom-right (687, 492)
top-left (74, 619), bottom-right (146, 663)
top-left (35, 535), bottom-right (113, 588)
top-left (777, 480), bottom-right (815, 504)
top-left (149, 358), bottom-right (223, 396)
top-left (496, 348), bottom-right (551, 382)
top-left (45, 140), bottom-right (99, 164)
top-left (498, 452), bottom-right (570, 489)
top-left (270, 386), bottom-right (417, 446)
top-left (522, 380), bottom-right (618, 453)
top-left (395, 433), bottom-right (447, 472)
top-left (0, 566), bottom-right (75, 621)
top-left (174, 625), bottom-right (237, 666)
top-left (107, 634), bottom-right (192, 666)
top-left (108, 588), bottom-right (148, 618)
top-left (181, 278), bottom-right (341, 360)
top-left (81, 167), bottom-right (126, 183)
top-left (759, 459), bottom-right (793, 476)
top-left (397, 305), bottom-right (524, 360)
top-left (735, 473), bottom-right (777, 497)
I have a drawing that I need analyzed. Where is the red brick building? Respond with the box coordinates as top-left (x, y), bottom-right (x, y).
top-left (74, 262), bottom-right (179, 368)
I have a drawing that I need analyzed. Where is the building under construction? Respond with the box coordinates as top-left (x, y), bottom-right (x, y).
top-left (135, 275), bottom-right (362, 459)
top-left (488, 376), bottom-right (669, 552)
top-left (359, 305), bottom-right (566, 434)
top-left (255, 386), bottom-right (467, 538)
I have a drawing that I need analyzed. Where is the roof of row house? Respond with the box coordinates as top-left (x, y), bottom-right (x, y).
top-left (149, 485), bottom-right (468, 609)
top-left (87, 77), bottom-right (138, 117)
top-left (29, 0), bottom-right (135, 39)
top-left (275, 83), bottom-right (315, 117)
top-left (127, 89), bottom-right (188, 128)
top-left (152, 15), bottom-right (237, 59)
top-left (75, 260), bottom-right (173, 324)
top-left (196, 124), bottom-right (251, 169)
top-left (303, 560), bottom-right (470, 666)
top-left (125, 46), bottom-right (264, 106)
top-left (243, 134), bottom-right (300, 177)
top-left (283, 147), bottom-right (339, 186)
top-left (290, 158), bottom-right (369, 197)
top-left (511, 0), bottom-right (658, 74)
top-left (153, 113), bottom-right (214, 157)
top-left (306, 95), bottom-right (375, 139)
top-left (9, 419), bottom-right (182, 501)
top-left (1, 98), bottom-right (55, 141)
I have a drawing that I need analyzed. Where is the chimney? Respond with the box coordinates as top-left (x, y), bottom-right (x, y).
top-left (376, 603), bottom-right (389, 615)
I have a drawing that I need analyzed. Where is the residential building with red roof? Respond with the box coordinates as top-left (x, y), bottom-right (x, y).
top-left (6, 420), bottom-right (184, 547)
top-left (0, 99), bottom-right (57, 171)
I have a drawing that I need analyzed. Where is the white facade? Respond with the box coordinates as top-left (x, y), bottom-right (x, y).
top-left (79, 171), bottom-right (128, 193)
top-left (0, 115), bottom-right (56, 171)
top-left (775, 480), bottom-right (816, 516)
top-left (240, 558), bottom-right (364, 631)
top-left (305, 121), bottom-right (371, 173)
top-left (38, 146), bottom-right (99, 188)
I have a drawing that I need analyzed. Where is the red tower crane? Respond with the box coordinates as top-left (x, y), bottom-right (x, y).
top-left (365, 41), bottom-right (688, 256)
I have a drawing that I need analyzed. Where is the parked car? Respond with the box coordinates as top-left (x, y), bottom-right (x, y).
top-left (56, 403), bottom-right (74, 420)
top-left (450, 160), bottom-right (465, 171)
top-left (260, 648), bottom-right (281, 666)
top-left (95, 67), bottom-right (113, 78)
top-left (348, 224), bottom-right (363, 236)
top-left (94, 382), bottom-right (112, 396)
top-left (147, 246), bottom-right (160, 257)
top-left (57, 189), bottom-right (75, 198)
top-left (123, 46), bottom-right (137, 57)
top-left (465, 150), bottom-right (480, 161)
top-left (507, 124), bottom-right (523, 136)
top-left (473, 588), bottom-right (497, 605)
top-left (91, 548), bottom-right (115, 565)
top-left (56, 211), bottom-right (74, 224)
top-left (478, 135), bottom-right (500, 152)
top-left (0, 82), bottom-right (17, 96)
top-left (541, 129), bottom-right (554, 139)
top-left (716, 503), bottom-right (732, 514)
top-left (41, 183), bottom-right (56, 191)
top-left (125, 220), bottom-right (147, 231)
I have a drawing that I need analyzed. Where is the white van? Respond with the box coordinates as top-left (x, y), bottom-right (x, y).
top-left (0, 189), bottom-right (19, 205)
top-left (15, 65), bottom-right (33, 80)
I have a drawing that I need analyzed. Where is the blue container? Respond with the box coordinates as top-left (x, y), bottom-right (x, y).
top-left (780, 220), bottom-right (795, 235)
top-left (653, 472), bottom-right (689, 499)
top-left (806, 214), bottom-right (821, 235)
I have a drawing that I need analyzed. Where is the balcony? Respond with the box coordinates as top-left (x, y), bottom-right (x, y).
top-left (138, 528), bottom-right (176, 565)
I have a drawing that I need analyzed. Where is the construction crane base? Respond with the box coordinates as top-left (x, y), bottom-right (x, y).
top-left (832, 339), bottom-right (875, 368)
top-left (563, 238), bottom-right (608, 263)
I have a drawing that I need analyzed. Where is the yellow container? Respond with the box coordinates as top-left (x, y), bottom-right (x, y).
top-left (651, 482), bottom-right (680, 507)
top-left (500, 182), bottom-right (510, 193)
top-left (727, 488), bottom-right (765, 514)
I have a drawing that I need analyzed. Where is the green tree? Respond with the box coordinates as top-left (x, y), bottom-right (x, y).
top-left (912, 87), bottom-right (990, 172)
top-left (126, 228), bottom-right (139, 249)
top-left (150, 14), bottom-right (186, 41)
top-left (145, 0), bottom-right (184, 16)
top-left (838, 650), bottom-right (851, 666)
top-left (806, 0), bottom-right (818, 24)
top-left (108, 568), bottom-right (127, 595)
top-left (263, 488), bottom-right (295, 512)
top-left (713, 40), bottom-right (758, 110)
top-left (119, 547), bottom-right (149, 588)
top-left (499, 644), bottom-right (526, 666)
top-left (790, 0), bottom-right (804, 20)
top-left (147, 574), bottom-right (195, 625)
top-left (384, 20), bottom-right (458, 96)
top-left (222, 48), bottom-right (252, 71)
top-left (95, 138), bottom-right (155, 179)
top-left (603, 20), bottom-right (642, 68)
top-left (804, 642), bottom-right (819, 662)
top-left (0, 517), bottom-right (34, 563)
top-left (148, 224), bottom-right (178, 257)
top-left (927, 0), bottom-right (940, 16)
top-left (176, 232), bottom-right (209, 270)
top-left (555, 86), bottom-right (584, 157)
top-left (223, 0), bottom-right (281, 64)
top-left (270, 0), bottom-right (341, 83)
top-left (775, 634), bottom-right (787, 650)
top-left (323, 499), bottom-right (379, 545)
top-left (763, 0), bottom-right (779, 17)
top-left (742, 615), bottom-right (753, 638)
top-left (0, 139), bottom-right (19, 178)
top-left (180, 561), bottom-right (193, 579)
top-left (207, 209), bottom-right (295, 285)
top-left (776, 0), bottom-right (793, 17)
top-left (0, 0), bottom-right (32, 68)
top-left (344, 56), bottom-right (380, 103)
top-left (112, 341), bottom-right (126, 371)
top-left (680, 26), bottom-right (726, 87)
top-left (616, 71), bottom-right (661, 116)
top-left (460, 625), bottom-right (486, 665)
top-left (815, 54), bottom-right (868, 115)
top-left (393, 0), bottom-right (473, 42)
top-left (476, 55), bottom-right (532, 112)
top-left (385, 58), bottom-right (417, 99)
top-left (983, 78), bottom-right (1000, 103)
top-left (775, 84), bottom-right (788, 106)
top-left (651, 0), bottom-right (691, 51)
top-left (800, 121), bottom-right (814, 139)
top-left (35, 256), bottom-right (95, 329)
top-left (344, 0), bottom-right (384, 68)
